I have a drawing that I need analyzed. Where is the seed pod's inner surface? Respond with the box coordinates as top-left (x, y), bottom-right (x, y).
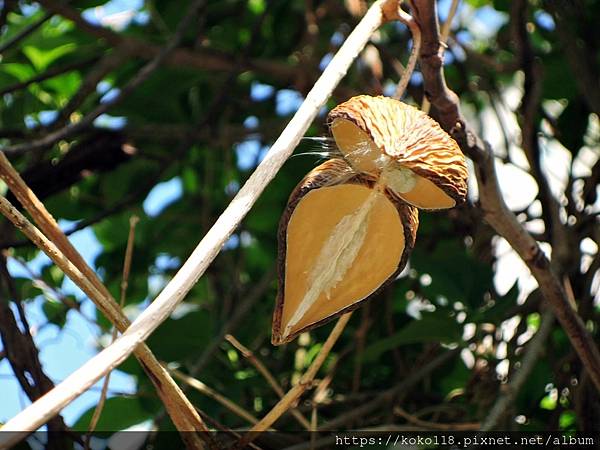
top-left (330, 118), bottom-right (457, 210)
top-left (330, 119), bottom-right (384, 173)
top-left (382, 167), bottom-right (455, 209)
top-left (281, 183), bottom-right (405, 340)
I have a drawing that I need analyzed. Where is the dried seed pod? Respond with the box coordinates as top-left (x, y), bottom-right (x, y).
top-left (272, 158), bottom-right (418, 345)
top-left (328, 95), bottom-right (468, 210)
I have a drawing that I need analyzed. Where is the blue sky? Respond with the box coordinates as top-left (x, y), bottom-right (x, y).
top-left (0, 172), bottom-right (189, 426)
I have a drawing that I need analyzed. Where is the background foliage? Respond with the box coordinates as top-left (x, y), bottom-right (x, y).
top-left (0, 0), bottom-right (599, 447)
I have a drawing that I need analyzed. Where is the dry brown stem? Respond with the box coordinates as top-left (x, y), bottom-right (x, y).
top-left (411, 0), bottom-right (600, 391)
top-left (420, 0), bottom-right (459, 113)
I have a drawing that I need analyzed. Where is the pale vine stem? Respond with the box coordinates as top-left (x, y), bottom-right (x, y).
top-left (0, 153), bottom-right (212, 450)
top-left (84, 216), bottom-right (139, 450)
top-left (0, 1), bottom-right (401, 447)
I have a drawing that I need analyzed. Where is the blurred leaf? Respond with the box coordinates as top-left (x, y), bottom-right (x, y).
top-left (411, 240), bottom-right (493, 308)
top-left (40, 263), bottom-right (64, 288)
top-left (362, 311), bottom-right (463, 362)
top-left (559, 410), bottom-right (576, 430)
top-left (42, 71), bottom-right (82, 102)
top-left (23, 43), bottom-right (77, 71)
top-left (540, 392), bottom-right (557, 410)
top-left (542, 52), bottom-right (577, 100)
top-left (471, 282), bottom-right (518, 324)
top-left (74, 396), bottom-right (153, 431)
top-left (439, 359), bottom-right (471, 396)
top-left (42, 299), bottom-right (68, 328)
top-left (556, 97), bottom-right (589, 156)
top-left (12, 277), bottom-right (44, 301)
top-left (1, 63), bottom-right (36, 82)
top-left (145, 310), bottom-right (213, 361)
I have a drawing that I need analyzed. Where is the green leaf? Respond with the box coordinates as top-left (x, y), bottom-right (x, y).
top-left (362, 311), bottom-right (463, 362)
top-left (42, 71), bottom-right (82, 102)
top-left (540, 392), bottom-right (557, 410)
top-left (248, 0), bottom-right (266, 14)
top-left (466, 0), bottom-right (494, 7)
top-left (12, 277), bottom-right (44, 301)
top-left (471, 282), bottom-right (519, 324)
top-left (42, 299), bottom-right (68, 328)
top-left (559, 410), bottom-right (576, 430)
top-left (1, 63), bottom-right (35, 82)
top-left (411, 240), bottom-right (493, 308)
top-left (542, 52), bottom-right (577, 100)
top-left (556, 97), bottom-right (590, 156)
top-left (73, 396), bottom-right (153, 431)
top-left (22, 43), bottom-right (77, 71)
top-left (145, 310), bottom-right (213, 361)
top-left (41, 263), bottom-right (65, 288)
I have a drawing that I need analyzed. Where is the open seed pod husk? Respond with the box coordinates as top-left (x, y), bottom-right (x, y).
top-left (272, 158), bottom-right (418, 345)
top-left (328, 95), bottom-right (468, 210)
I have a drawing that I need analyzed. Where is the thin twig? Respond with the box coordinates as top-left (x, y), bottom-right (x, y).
top-left (0, 1), bottom-right (398, 446)
top-left (191, 267), bottom-right (275, 375)
top-left (169, 368), bottom-right (260, 426)
top-left (0, 256), bottom-right (70, 450)
top-left (0, 56), bottom-right (100, 97)
top-left (313, 346), bottom-right (352, 405)
top-left (320, 348), bottom-right (459, 430)
top-left (38, 0), bottom-right (298, 82)
top-left (352, 306), bottom-right (371, 393)
top-left (480, 309), bottom-right (554, 430)
top-left (84, 216), bottom-right (139, 448)
top-left (237, 313), bottom-right (353, 448)
top-left (193, 408), bottom-right (263, 450)
top-left (225, 334), bottom-right (312, 430)
top-left (394, 406), bottom-right (479, 430)
top-left (225, 334), bottom-right (285, 397)
top-left (0, 12), bottom-right (53, 54)
top-left (393, 7), bottom-right (422, 99)
top-left (5, 0), bottom-right (209, 155)
top-left (5, 254), bottom-right (85, 317)
top-left (52, 50), bottom-right (129, 129)
top-left (439, 0), bottom-right (460, 43)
